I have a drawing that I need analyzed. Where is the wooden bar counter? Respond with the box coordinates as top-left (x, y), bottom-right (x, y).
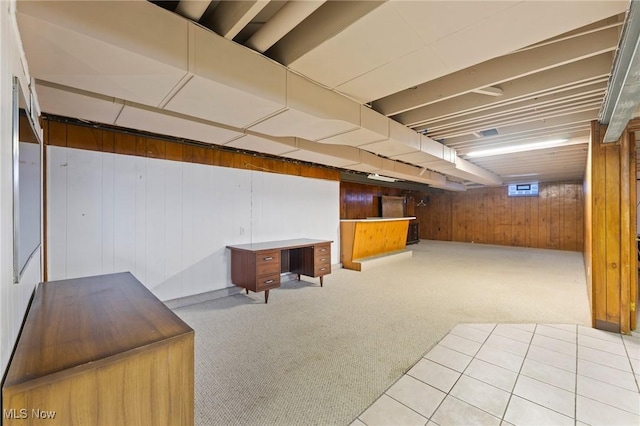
top-left (340, 217), bottom-right (415, 271)
top-left (2, 272), bottom-right (194, 425)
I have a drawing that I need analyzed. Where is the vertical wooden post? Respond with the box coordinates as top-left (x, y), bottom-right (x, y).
top-left (629, 130), bottom-right (637, 331)
top-left (587, 121), bottom-right (636, 333)
top-left (620, 130), bottom-right (631, 334)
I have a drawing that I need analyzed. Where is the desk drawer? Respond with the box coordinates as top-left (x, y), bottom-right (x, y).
top-left (314, 243), bottom-right (331, 257)
top-left (256, 250), bottom-right (280, 276)
top-left (314, 264), bottom-right (331, 277)
top-left (315, 253), bottom-right (331, 266)
top-left (256, 274), bottom-right (280, 291)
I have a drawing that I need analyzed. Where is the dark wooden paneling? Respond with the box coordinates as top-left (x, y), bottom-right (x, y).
top-left (114, 133), bottom-right (136, 156)
top-left (341, 181), bottom-right (584, 252)
top-left (67, 125), bottom-right (102, 151)
top-left (102, 130), bottom-right (115, 153)
top-left (145, 137), bottom-right (166, 159)
top-left (164, 141), bottom-right (183, 162)
top-left (47, 121), bottom-right (67, 147)
top-left (42, 119), bottom-right (339, 183)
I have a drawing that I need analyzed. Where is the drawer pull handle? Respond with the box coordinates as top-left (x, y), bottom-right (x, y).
top-left (318, 248), bottom-right (326, 252)
top-left (319, 267), bottom-right (327, 271)
top-left (264, 279), bottom-right (275, 284)
top-left (320, 258), bottom-right (327, 262)
top-left (263, 256), bottom-right (274, 261)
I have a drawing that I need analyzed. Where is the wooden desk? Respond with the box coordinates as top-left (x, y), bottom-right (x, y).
top-left (227, 239), bottom-right (332, 303)
top-left (2, 272), bottom-right (194, 426)
top-left (340, 217), bottom-right (415, 270)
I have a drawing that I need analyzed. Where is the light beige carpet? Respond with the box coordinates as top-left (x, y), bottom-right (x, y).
top-left (174, 240), bottom-right (591, 426)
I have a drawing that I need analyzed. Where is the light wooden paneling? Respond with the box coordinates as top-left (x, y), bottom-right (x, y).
top-left (586, 120), bottom-right (637, 333)
top-left (340, 219), bottom-right (411, 270)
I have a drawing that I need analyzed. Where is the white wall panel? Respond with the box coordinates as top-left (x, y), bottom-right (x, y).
top-left (101, 151), bottom-right (115, 274)
top-left (47, 146), bottom-right (340, 300)
top-left (162, 160), bottom-right (184, 301)
top-left (46, 146), bottom-right (68, 279)
top-left (65, 148), bottom-right (103, 278)
top-left (134, 156), bottom-right (147, 284)
top-left (113, 154), bottom-right (136, 277)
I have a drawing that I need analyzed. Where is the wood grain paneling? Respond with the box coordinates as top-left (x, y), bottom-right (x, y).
top-left (42, 118), bottom-right (339, 182)
top-left (341, 181), bottom-right (584, 252)
top-left (586, 120), bottom-right (637, 333)
top-left (67, 125), bottom-right (102, 151)
top-left (47, 121), bottom-right (67, 147)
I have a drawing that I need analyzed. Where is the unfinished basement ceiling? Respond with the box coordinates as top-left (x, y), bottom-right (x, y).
top-left (16, 1), bottom-right (632, 189)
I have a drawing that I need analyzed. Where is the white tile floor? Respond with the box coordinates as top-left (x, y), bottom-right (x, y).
top-left (354, 324), bottom-right (640, 426)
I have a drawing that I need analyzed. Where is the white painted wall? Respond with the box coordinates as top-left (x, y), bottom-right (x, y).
top-left (0, 1), bottom-right (43, 374)
top-left (47, 146), bottom-right (340, 301)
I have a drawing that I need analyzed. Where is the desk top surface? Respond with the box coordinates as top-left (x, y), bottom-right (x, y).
top-left (4, 272), bottom-right (193, 388)
top-left (227, 238), bottom-right (332, 252)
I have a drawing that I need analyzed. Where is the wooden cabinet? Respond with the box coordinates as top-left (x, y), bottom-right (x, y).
top-left (407, 221), bottom-right (420, 245)
top-left (290, 242), bottom-right (332, 282)
top-left (227, 239), bottom-right (332, 303)
top-left (230, 248), bottom-right (282, 296)
top-left (340, 217), bottom-right (414, 271)
top-left (2, 272), bottom-right (194, 426)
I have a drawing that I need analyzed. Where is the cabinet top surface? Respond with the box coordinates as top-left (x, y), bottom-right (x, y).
top-left (340, 217), bottom-right (416, 223)
top-left (4, 272), bottom-right (193, 388)
top-left (227, 238), bottom-right (332, 252)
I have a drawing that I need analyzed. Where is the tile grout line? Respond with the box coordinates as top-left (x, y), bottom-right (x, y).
top-left (426, 323), bottom-right (498, 424)
top-left (500, 323), bottom-right (538, 424)
top-left (574, 323), bottom-right (579, 426)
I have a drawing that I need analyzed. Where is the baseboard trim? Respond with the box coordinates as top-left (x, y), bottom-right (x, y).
top-left (595, 319), bottom-right (620, 333)
top-left (164, 286), bottom-right (242, 309)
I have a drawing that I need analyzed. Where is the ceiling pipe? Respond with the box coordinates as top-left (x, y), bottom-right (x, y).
top-left (600, 1), bottom-right (640, 142)
top-left (246, 1), bottom-right (325, 53)
top-left (175, 0), bottom-right (212, 21)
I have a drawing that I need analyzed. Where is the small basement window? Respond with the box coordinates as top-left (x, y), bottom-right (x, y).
top-left (508, 182), bottom-right (539, 197)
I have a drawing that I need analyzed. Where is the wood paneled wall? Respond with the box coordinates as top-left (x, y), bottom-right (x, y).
top-left (43, 118), bottom-right (340, 182)
top-left (418, 182), bottom-right (584, 251)
top-left (586, 121), bottom-right (637, 333)
top-left (340, 181), bottom-right (416, 219)
top-left (341, 181), bottom-right (584, 252)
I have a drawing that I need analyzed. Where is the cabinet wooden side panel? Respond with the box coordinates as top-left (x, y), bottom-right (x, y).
top-left (230, 250), bottom-right (257, 291)
top-left (2, 334), bottom-right (194, 426)
top-left (605, 144), bottom-right (621, 324)
top-left (340, 222), bottom-right (356, 269)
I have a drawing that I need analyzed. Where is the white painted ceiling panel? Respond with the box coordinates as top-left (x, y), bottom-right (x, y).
top-left (348, 151), bottom-right (384, 173)
top-left (430, 1), bottom-right (628, 72)
top-left (164, 75), bottom-right (286, 129)
top-left (281, 139), bottom-right (361, 168)
top-left (17, 11), bottom-right (189, 107)
top-left (317, 129), bottom-right (387, 147)
top-left (18, 1), bottom-right (189, 69)
top-left (391, 1), bottom-right (519, 46)
top-left (224, 134), bottom-right (297, 156)
top-left (360, 140), bottom-right (419, 158)
top-left (389, 151), bottom-right (449, 166)
top-left (287, 72), bottom-right (360, 124)
top-left (35, 82), bottom-right (123, 126)
top-left (287, 2), bottom-right (423, 89)
top-left (248, 108), bottom-right (359, 141)
top-left (116, 103), bottom-right (242, 145)
top-left (335, 44), bottom-right (451, 103)
top-left (190, 23), bottom-right (287, 105)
